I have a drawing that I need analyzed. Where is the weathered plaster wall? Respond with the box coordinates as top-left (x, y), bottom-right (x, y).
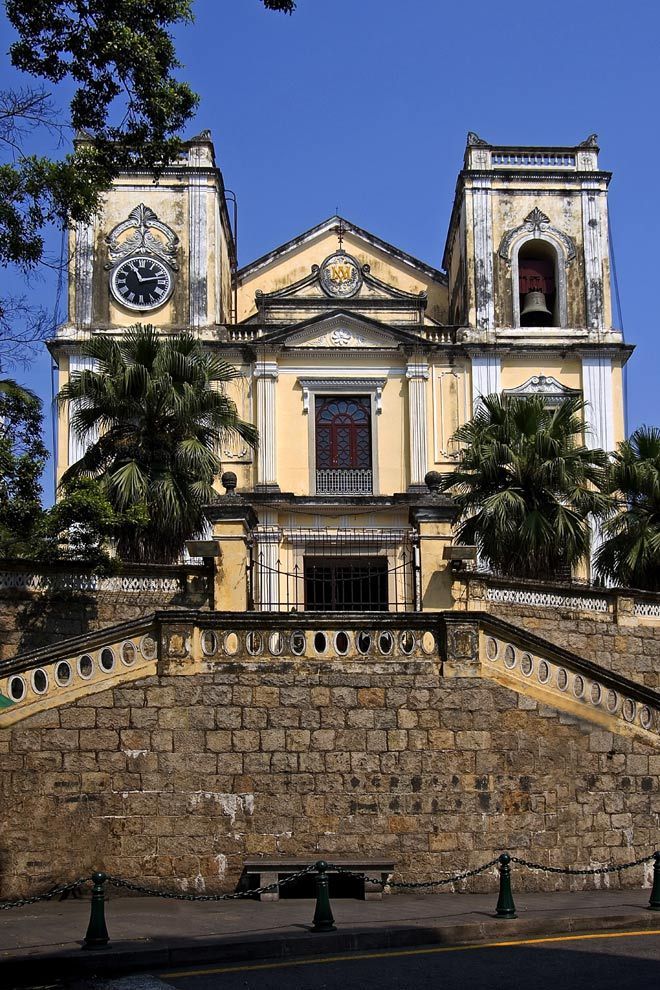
top-left (1, 661), bottom-right (656, 899)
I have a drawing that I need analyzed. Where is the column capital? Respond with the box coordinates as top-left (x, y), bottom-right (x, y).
top-left (254, 359), bottom-right (279, 380)
top-left (406, 359), bottom-right (429, 381)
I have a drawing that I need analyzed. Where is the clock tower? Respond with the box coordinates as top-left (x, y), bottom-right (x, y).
top-left (51, 131), bottom-right (237, 483)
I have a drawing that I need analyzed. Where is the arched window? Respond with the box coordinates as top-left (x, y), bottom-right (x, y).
top-left (315, 396), bottom-right (372, 470)
top-left (518, 239), bottom-right (559, 327)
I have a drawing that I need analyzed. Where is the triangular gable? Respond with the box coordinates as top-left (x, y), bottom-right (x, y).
top-left (238, 215), bottom-right (446, 283)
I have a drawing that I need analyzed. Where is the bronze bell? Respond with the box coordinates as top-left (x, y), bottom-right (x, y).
top-left (520, 290), bottom-right (552, 321)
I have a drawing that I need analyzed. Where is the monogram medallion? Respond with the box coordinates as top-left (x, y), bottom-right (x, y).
top-left (319, 252), bottom-right (362, 298)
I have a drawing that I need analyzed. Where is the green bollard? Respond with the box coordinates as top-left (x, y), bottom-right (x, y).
top-left (311, 860), bottom-right (336, 932)
top-left (83, 871), bottom-right (110, 949)
top-left (495, 853), bottom-right (517, 919)
top-left (649, 852), bottom-right (660, 911)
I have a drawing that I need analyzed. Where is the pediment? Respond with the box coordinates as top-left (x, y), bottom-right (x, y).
top-left (285, 314), bottom-right (401, 350)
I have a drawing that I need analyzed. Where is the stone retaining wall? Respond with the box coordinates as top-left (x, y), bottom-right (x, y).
top-left (1, 660), bottom-right (656, 899)
top-left (0, 562), bottom-right (211, 662)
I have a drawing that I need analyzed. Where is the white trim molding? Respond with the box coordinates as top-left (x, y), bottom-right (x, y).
top-left (188, 148), bottom-right (208, 328)
top-left (74, 221), bottom-right (94, 327)
top-left (581, 179), bottom-right (608, 331)
top-left (502, 375), bottom-right (581, 408)
top-left (297, 377), bottom-right (385, 496)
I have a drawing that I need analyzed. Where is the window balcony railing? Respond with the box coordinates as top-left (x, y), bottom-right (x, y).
top-left (315, 468), bottom-right (373, 495)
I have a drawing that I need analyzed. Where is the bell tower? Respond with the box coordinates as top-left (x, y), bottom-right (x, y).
top-left (443, 132), bottom-right (630, 454)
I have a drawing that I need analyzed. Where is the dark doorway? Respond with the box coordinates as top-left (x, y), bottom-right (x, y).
top-left (304, 557), bottom-right (388, 611)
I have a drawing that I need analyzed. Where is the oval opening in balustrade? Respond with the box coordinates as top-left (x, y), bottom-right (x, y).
top-left (9, 676), bottom-right (25, 701)
top-left (606, 689), bottom-right (618, 713)
top-left (622, 698), bottom-right (636, 723)
top-left (314, 632), bottom-right (327, 654)
top-left (334, 631), bottom-right (349, 655)
top-left (537, 660), bottom-right (550, 683)
top-left (573, 675), bottom-right (584, 698)
top-left (32, 669), bottom-right (48, 694)
top-left (269, 631), bottom-right (286, 656)
top-left (399, 631), bottom-right (415, 655)
top-left (140, 635), bottom-right (157, 660)
top-left (55, 661), bottom-right (72, 686)
top-left (590, 682), bottom-right (602, 705)
top-left (121, 642), bottom-right (137, 666)
top-left (223, 631), bottom-right (239, 656)
top-left (78, 654), bottom-right (94, 679)
top-left (556, 667), bottom-right (568, 691)
top-left (640, 706), bottom-right (652, 730)
top-left (291, 631), bottom-right (306, 656)
top-left (486, 638), bottom-right (499, 661)
top-left (421, 631), bottom-right (436, 655)
top-left (356, 631), bottom-right (371, 655)
top-left (201, 631), bottom-right (218, 657)
top-left (520, 653), bottom-right (533, 676)
top-left (100, 648), bottom-right (115, 672)
top-left (504, 645), bottom-right (516, 669)
top-left (246, 631), bottom-right (263, 656)
top-left (379, 631), bottom-right (393, 655)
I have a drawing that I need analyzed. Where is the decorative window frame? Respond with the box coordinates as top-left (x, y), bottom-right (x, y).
top-left (297, 378), bottom-right (386, 495)
top-left (502, 375), bottom-right (581, 409)
top-left (498, 209), bottom-right (576, 329)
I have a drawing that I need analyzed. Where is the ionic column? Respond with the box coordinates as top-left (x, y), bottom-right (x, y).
top-left (254, 358), bottom-right (279, 491)
top-left (406, 357), bottom-right (429, 491)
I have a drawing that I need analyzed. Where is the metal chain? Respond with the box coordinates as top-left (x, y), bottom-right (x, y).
top-left (327, 857), bottom-right (501, 889)
top-left (509, 853), bottom-right (655, 876)
top-left (0, 877), bottom-right (89, 910)
top-left (105, 864), bottom-right (316, 901)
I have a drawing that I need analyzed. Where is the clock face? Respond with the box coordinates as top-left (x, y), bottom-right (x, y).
top-left (110, 255), bottom-right (174, 311)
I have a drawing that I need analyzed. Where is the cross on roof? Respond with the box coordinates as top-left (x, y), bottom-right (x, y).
top-left (332, 218), bottom-right (347, 251)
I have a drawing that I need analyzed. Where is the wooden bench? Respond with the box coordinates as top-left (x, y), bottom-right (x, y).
top-left (242, 859), bottom-right (395, 901)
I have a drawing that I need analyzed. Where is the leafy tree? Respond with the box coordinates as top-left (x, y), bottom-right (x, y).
top-left (32, 477), bottom-right (133, 568)
top-left (594, 426), bottom-right (660, 591)
top-left (438, 394), bottom-right (612, 580)
top-left (0, 379), bottom-right (48, 556)
top-left (58, 323), bottom-right (258, 564)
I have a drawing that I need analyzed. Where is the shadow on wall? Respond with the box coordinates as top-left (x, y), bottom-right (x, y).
top-left (15, 594), bottom-right (99, 655)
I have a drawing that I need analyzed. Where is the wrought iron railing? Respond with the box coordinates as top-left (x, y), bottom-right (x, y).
top-left (315, 469), bottom-right (373, 495)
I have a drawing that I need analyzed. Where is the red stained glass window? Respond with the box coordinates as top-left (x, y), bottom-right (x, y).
top-left (315, 397), bottom-right (372, 470)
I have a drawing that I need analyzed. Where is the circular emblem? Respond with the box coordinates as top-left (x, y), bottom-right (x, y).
top-left (319, 252), bottom-right (362, 298)
top-left (110, 254), bottom-right (174, 311)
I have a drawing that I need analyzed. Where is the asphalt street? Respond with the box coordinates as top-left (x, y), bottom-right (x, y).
top-left (74, 931), bottom-right (660, 990)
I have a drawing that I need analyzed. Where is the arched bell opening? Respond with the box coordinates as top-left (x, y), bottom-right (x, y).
top-left (518, 239), bottom-right (559, 327)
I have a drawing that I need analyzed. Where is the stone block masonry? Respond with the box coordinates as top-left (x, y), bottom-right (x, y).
top-left (1, 659), bottom-right (657, 899)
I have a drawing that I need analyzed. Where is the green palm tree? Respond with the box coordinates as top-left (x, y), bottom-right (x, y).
top-left (58, 324), bottom-right (258, 564)
top-left (438, 394), bottom-right (612, 580)
top-left (594, 426), bottom-right (660, 591)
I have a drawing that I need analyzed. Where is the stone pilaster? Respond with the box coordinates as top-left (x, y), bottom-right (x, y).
top-left (188, 145), bottom-right (208, 329)
top-left (255, 512), bottom-right (281, 611)
top-left (210, 501), bottom-right (258, 611)
top-left (67, 355), bottom-right (98, 468)
top-left (470, 351), bottom-right (501, 413)
top-left (472, 176), bottom-right (494, 331)
top-left (254, 358), bottom-right (279, 492)
top-left (406, 357), bottom-right (429, 492)
top-left (581, 178), bottom-right (608, 331)
top-left (580, 350), bottom-right (615, 583)
top-left (74, 221), bottom-right (94, 327)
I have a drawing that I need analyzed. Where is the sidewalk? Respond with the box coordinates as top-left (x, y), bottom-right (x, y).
top-left (1, 889), bottom-right (659, 985)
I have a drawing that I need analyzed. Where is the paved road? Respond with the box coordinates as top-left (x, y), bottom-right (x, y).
top-left (89, 931), bottom-right (660, 990)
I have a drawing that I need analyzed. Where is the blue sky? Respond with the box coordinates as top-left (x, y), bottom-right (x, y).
top-left (1, 0), bottom-right (659, 499)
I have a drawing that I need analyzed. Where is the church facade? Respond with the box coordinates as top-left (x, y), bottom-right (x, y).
top-left (52, 131), bottom-right (630, 610)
